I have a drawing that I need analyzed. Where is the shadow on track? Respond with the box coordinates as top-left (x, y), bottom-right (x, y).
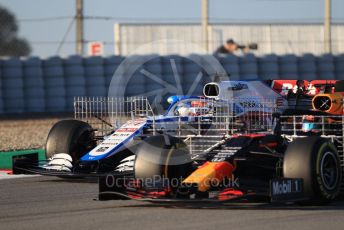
top-left (36, 177), bottom-right (98, 184)
top-left (111, 199), bottom-right (344, 211)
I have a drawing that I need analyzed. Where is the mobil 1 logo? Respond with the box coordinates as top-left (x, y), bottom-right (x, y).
top-left (270, 178), bottom-right (303, 202)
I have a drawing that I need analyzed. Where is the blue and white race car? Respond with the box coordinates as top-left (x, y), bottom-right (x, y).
top-left (13, 80), bottom-right (285, 177)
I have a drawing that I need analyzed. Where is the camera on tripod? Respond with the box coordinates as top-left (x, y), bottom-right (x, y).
top-left (237, 43), bottom-right (258, 50)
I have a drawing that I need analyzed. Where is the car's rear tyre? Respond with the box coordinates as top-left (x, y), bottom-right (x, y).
top-left (134, 134), bottom-right (192, 188)
top-left (45, 120), bottom-right (96, 162)
top-left (283, 136), bottom-right (342, 204)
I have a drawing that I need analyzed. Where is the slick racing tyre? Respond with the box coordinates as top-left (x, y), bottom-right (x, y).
top-left (134, 134), bottom-right (192, 188)
top-left (283, 136), bottom-right (342, 204)
top-left (45, 120), bottom-right (96, 162)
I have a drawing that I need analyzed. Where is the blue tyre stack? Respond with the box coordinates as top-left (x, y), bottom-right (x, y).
top-left (143, 55), bottom-right (164, 106)
top-left (298, 54), bottom-right (317, 80)
top-left (197, 54), bottom-right (220, 92)
top-left (182, 54), bottom-right (205, 95)
top-left (161, 55), bottom-right (183, 88)
top-left (123, 55), bottom-right (146, 97)
top-left (334, 54), bottom-right (344, 80)
top-left (239, 53), bottom-right (258, 80)
top-left (23, 57), bottom-right (45, 112)
top-left (0, 61), bottom-right (3, 113)
top-left (279, 54), bottom-right (298, 79)
top-left (64, 55), bottom-right (86, 111)
top-left (143, 55), bottom-right (162, 93)
top-left (161, 55), bottom-right (183, 107)
top-left (316, 54), bottom-right (335, 80)
top-left (84, 56), bottom-right (106, 97)
top-left (258, 54), bottom-right (279, 80)
top-left (43, 56), bottom-right (66, 112)
top-left (104, 55), bottom-right (124, 90)
top-left (217, 54), bottom-right (240, 80)
top-left (2, 58), bottom-right (24, 113)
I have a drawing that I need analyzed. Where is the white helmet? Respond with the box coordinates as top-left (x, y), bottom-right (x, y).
top-left (177, 106), bottom-right (190, 116)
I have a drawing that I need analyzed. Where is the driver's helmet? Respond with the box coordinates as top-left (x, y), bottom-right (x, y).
top-left (301, 115), bottom-right (320, 132)
top-left (176, 102), bottom-right (190, 116)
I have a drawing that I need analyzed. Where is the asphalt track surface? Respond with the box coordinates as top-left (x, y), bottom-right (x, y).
top-left (1, 176), bottom-right (344, 230)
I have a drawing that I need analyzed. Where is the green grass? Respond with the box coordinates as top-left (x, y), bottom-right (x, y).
top-left (0, 149), bottom-right (46, 169)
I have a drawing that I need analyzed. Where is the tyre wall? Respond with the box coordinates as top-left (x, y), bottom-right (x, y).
top-left (24, 57), bottom-right (45, 112)
top-left (2, 58), bottom-right (24, 113)
top-left (0, 53), bottom-right (343, 113)
top-left (64, 55), bottom-right (86, 112)
top-left (43, 56), bottom-right (66, 112)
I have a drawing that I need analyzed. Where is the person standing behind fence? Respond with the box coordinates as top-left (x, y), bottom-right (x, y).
top-left (214, 39), bottom-right (256, 55)
top-left (214, 39), bottom-right (238, 54)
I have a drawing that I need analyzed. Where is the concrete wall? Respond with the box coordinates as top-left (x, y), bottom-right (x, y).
top-left (0, 53), bottom-right (343, 113)
top-left (117, 23), bottom-right (344, 56)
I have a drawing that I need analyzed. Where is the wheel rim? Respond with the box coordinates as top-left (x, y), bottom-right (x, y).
top-left (320, 151), bottom-right (339, 190)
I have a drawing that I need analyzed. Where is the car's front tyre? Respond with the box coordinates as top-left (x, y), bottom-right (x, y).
top-left (283, 136), bottom-right (342, 204)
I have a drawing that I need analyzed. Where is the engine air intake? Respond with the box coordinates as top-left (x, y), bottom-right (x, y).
top-left (313, 96), bottom-right (332, 111)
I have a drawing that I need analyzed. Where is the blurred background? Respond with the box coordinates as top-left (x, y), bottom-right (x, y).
top-left (0, 0), bottom-right (343, 57)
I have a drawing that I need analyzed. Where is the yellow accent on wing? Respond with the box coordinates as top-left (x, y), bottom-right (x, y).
top-left (182, 162), bottom-right (234, 192)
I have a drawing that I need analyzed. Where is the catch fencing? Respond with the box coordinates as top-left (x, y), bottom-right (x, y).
top-left (74, 96), bottom-right (278, 156)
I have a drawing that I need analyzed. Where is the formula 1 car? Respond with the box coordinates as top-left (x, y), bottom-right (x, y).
top-left (14, 79), bottom-right (344, 204)
top-left (14, 96), bottom-right (215, 176)
top-left (97, 80), bottom-right (344, 204)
